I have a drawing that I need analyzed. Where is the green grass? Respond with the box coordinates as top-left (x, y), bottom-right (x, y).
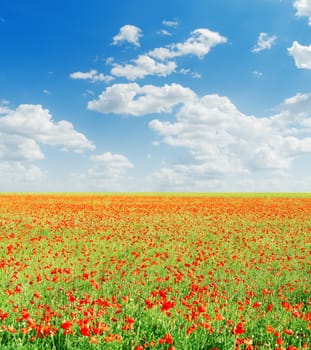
top-left (0, 194), bottom-right (310, 349)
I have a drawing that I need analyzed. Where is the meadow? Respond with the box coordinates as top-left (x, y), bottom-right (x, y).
top-left (0, 194), bottom-right (310, 349)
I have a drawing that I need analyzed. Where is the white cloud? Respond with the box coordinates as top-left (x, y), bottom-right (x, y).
top-left (90, 152), bottom-right (134, 175)
top-left (111, 54), bottom-right (176, 80)
top-left (88, 83), bottom-right (195, 116)
top-left (0, 104), bottom-right (95, 159)
top-left (0, 103), bottom-right (96, 187)
top-left (149, 28), bottom-right (227, 60)
top-left (232, 173), bottom-right (311, 192)
top-left (147, 165), bottom-right (311, 192)
top-left (70, 69), bottom-right (114, 83)
top-left (112, 25), bottom-right (142, 47)
top-left (294, 0), bottom-right (311, 25)
top-left (271, 92), bottom-right (311, 135)
top-left (157, 29), bottom-right (172, 36)
top-left (0, 162), bottom-right (46, 184)
top-left (0, 134), bottom-right (44, 161)
top-left (0, 99), bottom-right (11, 114)
top-left (288, 41), bottom-right (311, 69)
top-left (88, 80), bottom-right (311, 188)
top-left (147, 87), bottom-right (311, 188)
top-left (180, 68), bottom-right (202, 78)
top-left (105, 57), bottom-right (114, 65)
top-left (108, 28), bottom-right (226, 81)
top-left (252, 70), bottom-right (263, 78)
top-left (148, 164), bottom-right (232, 192)
top-left (83, 89), bottom-right (95, 98)
top-left (88, 81), bottom-right (311, 181)
top-left (73, 152), bottom-right (134, 190)
top-left (252, 32), bottom-right (277, 53)
top-left (162, 19), bottom-right (179, 28)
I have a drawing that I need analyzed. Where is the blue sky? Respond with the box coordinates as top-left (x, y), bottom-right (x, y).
top-left (1, 0), bottom-right (311, 192)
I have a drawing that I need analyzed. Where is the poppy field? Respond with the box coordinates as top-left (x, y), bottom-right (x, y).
top-left (0, 194), bottom-right (310, 350)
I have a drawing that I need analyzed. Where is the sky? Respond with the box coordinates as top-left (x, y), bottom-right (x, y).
top-left (0, 0), bottom-right (311, 192)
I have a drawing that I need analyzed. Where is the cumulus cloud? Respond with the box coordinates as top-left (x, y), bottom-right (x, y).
top-left (87, 78), bottom-right (311, 189)
top-left (149, 28), bottom-right (227, 60)
top-left (252, 32), bottom-right (277, 53)
top-left (294, 0), bottom-right (311, 25)
top-left (0, 134), bottom-right (44, 161)
top-left (107, 28), bottom-right (226, 81)
top-left (73, 152), bottom-right (134, 190)
top-left (0, 103), bottom-right (96, 187)
top-left (111, 55), bottom-right (176, 80)
top-left (271, 92), bottom-right (311, 135)
top-left (280, 91), bottom-right (311, 115)
top-left (288, 41), bottom-right (311, 69)
top-left (87, 83), bottom-right (195, 116)
top-left (0, 104), bottom-right (95, 154)
top-left (146, 86), bottom-right (311, 187)
top-left (90, 152), bottom-right (134, 176)
top-left (70, 69), bottom-right (114, 83)
top-left (112, 24), bottom-right (142, 47)
top-left (0, 162), bottom-right (46, 184)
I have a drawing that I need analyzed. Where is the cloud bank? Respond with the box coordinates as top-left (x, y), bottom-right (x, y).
top-left (87, 81), bottom-right (311, 189)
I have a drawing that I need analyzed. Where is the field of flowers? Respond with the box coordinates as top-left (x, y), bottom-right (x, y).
top-left (0, 194), bottom-right (310, 349)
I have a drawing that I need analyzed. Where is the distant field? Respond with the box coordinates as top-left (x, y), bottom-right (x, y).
top-left (2, 192), bottom-right (311, 198)
top-left (0, 194), bottom-right (310, 349)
